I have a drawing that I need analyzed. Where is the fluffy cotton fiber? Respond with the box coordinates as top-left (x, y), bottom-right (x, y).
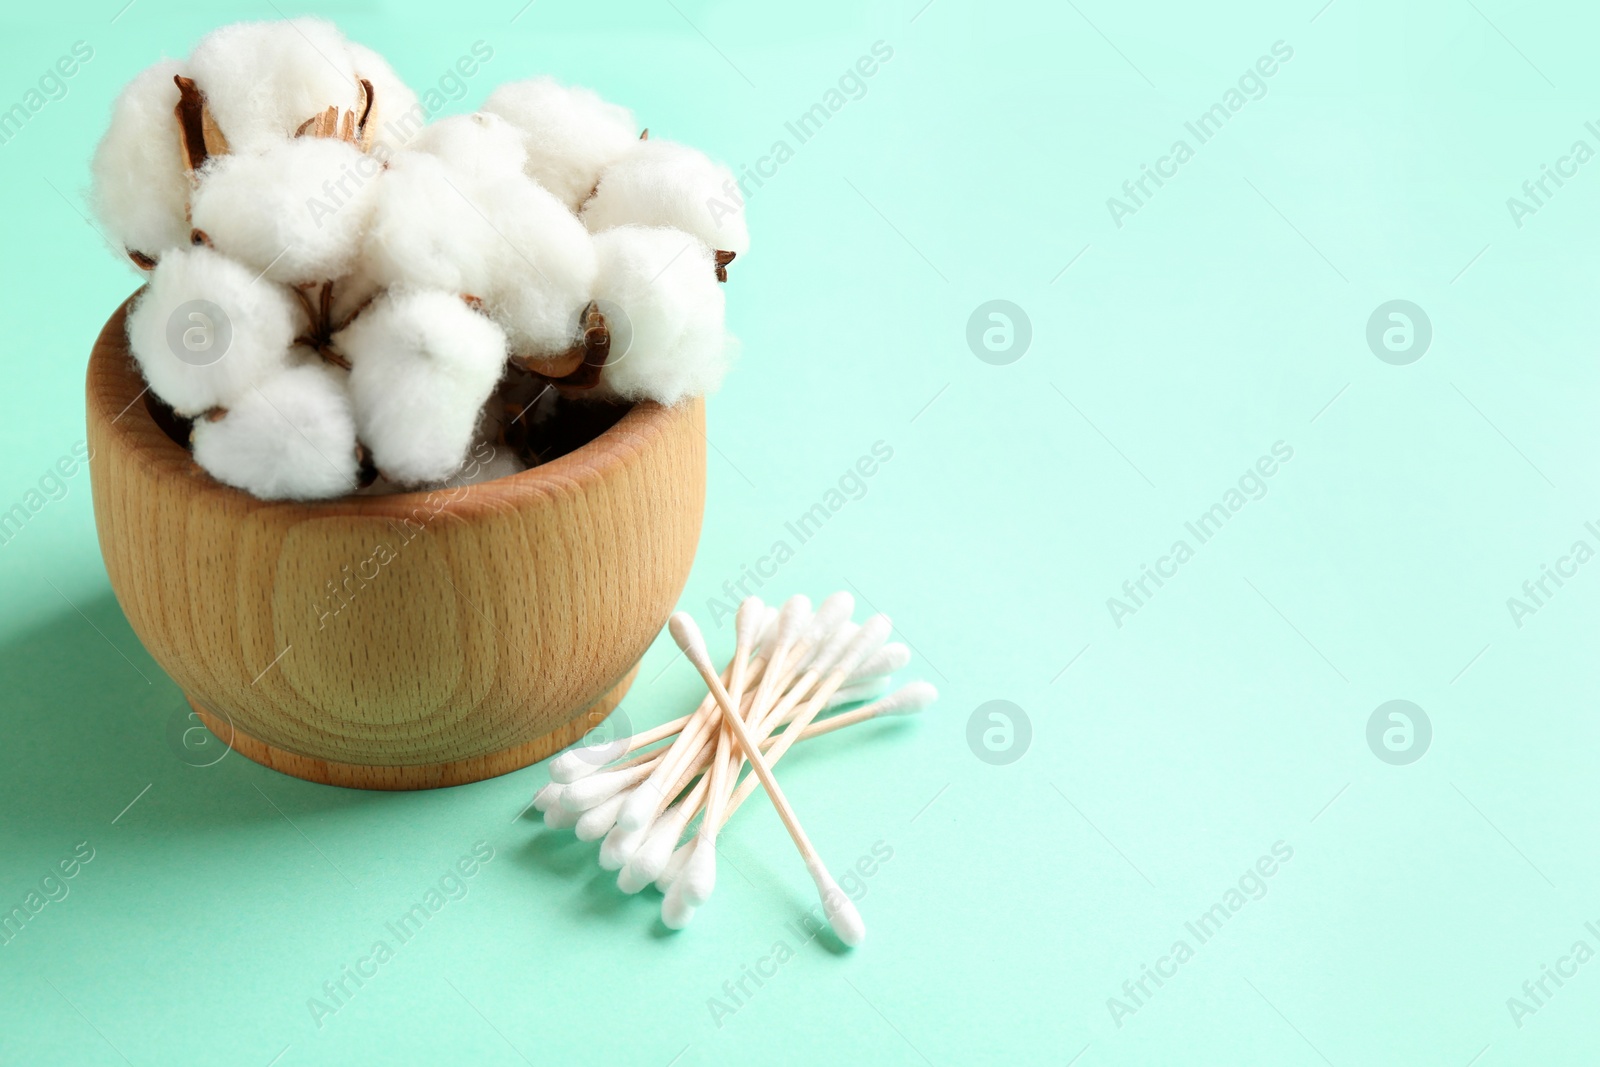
top-left (335, 289), bottom-right (508, 484)
top-left (363, 129), bottom-right (596, 355)
top-left (408, 112), bottom-right (528, 185)
top-left (91, 59), bottom-right (193, 262)
top-left (192, 361), bottom-right (360, 500)
top-left (191, 137), bottom-right (380, 285)
top-left (125, 245), bottom-right (303, 416)
top-left (188, 18), bottom-right (363, 151)
top-left (583, 139), bottom-right (750, 257)
top-left (483, 78), bottom-right (639, 212)
top-left (590, 226), bottom-right (728, 405)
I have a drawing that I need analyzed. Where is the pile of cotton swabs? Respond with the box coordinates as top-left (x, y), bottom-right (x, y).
top-left (530, 593), bottom-right (936, 946)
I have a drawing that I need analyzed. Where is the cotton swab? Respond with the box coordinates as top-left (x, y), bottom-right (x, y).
top-left (558, 761), bottom-right (655, 812)
top-left (718, 616), bottom-right (891, 830)
top-left (549, 631), bottom-right (900, 787)
top-left (532, 782), bottom-right (563, 811)
top-left (668, 612), bottom-right (866, 948)
top-left (574, 789), bottom-right (629, 841)
top-left (619, 777), bottom-right (709, 893)
top-left (655, 682), bottom-right (939, 895)
top-left (824, 676), bottom-right (890, 711)
top-left (852, 642), bottom-right (910, 680)
top-left (616, 600), bottom-right (786, 831)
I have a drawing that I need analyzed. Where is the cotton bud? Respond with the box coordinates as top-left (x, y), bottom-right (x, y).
top-left (483, 77), bottom-right (639, 212)
top-left (589, 226), bottom-right (728, 405)
top-left (125, 244), bottom-right (302, 417)
top-left (91, 59), bottom-right (193, 265)
top-left (582, 139), bottom-right (750, 258)
top-left (335, 289), bottom-right (509, 486)
top-left (191, 362), bottom-right (360, 500)
top-left (192, 138), bottom-right (382, 284)
top-left (188, 17), bottom-right (362, 151)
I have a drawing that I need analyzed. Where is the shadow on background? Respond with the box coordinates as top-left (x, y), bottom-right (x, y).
top-left (0, 592), bottom-right (399, 850)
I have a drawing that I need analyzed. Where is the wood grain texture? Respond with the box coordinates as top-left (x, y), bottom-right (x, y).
top-left (87, 297), bottom-right (706, 790)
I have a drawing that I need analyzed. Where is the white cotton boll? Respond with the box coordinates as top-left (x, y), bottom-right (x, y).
top-left (92, 59), bottom-right (192, 263)
top-left (363, 148), bottom-right (595, 352)
top-left (583, 139), bottom-right (750, 256)
top-left (192, 138), bottom-right (382, 284)
top-left (479, 180), bottom-right (597, 355)
top-left (188, 18), bottom-right (361, 151)
top-left (347, 41), bottom-right (421, 154)
top-left (361, 151), bottom-right (507, 295)
top-left (589, 226), bottom-right (728, 405)
top-left (126, 245), bottom-right (303, 416)
top-left (191, 362), bottom-right (359, 501)
top-left (408, 112), bottom-right (528, 185)
top-left (483, 78), bottom-right (639, 212)
top-left (336, 289), bottom-right (508, 486)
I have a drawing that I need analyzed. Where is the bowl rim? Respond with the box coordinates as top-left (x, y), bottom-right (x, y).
top-left (89, 293), bottom-right (697, 520)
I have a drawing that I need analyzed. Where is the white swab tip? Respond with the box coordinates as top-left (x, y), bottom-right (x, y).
top-left (542, 804), bottom-right (578, 830)
top-left (549, 747), bottom-right (611, 783)
top-left (667, 612), bottom-right (709, 668)
top-left (616, 864), bottom-right (653, 894)
top-left (680, 839), bottom-right (718, 906)
top-left (531, 782), bottom-right (562, 812)
top-left (828, 896), bottom-right (867, 948)
top-left (810, 859), bottom-right (866, 947)
top-left (881, 681), bottom-right (939, 716)
top-left (655, 842), bottom-right (694, 892)
top-left (615, 790), bottom-right (657, 832)
top-left (599, 823), bottom-right (648, 870)
top-left (661, 890), bottom-right (697, 930)
top-left (735, 597), bottom-right (766, 644)
top-left (574, 793), bottom-right (626, 841)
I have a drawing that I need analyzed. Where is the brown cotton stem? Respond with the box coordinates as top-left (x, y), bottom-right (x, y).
top-left (508, 302), bottom-right (612, 390)
top-left (714, 250), bottom-right (735, 283)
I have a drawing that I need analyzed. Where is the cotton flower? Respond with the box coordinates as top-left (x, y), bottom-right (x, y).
top-left (589, 226), bottom-right (728, 405)
top-left (192, 361), bottom-right (360, 500)
top-left (335, 289), bottom-right (508, 485)
top-left (91, 59), bottom-right (193, 264)
top-left (191, 137), bottom-right (381, 285)
top-left (363, 143), bottom-right (596, 355)
top-left (483, 77), bottom-right (639, 211)
top-left (188, 17), bottom-right (363, 151)
top-left (125, 244), bottom-right (303, 417)
top-left (583, 139), bottom-right (750, 257)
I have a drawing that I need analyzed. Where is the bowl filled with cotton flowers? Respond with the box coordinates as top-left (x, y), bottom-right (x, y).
top-left (83, 18), bottom-right (749, 788)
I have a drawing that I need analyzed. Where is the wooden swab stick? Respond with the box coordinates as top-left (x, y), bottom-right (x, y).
top-left (668, 612), bottom-right (865, 947)
top-left (721, 616), bottom-right (891, 826)
top-left (654, 681), bottom-right (939, 892)
top-left (550, 644), bottom-right (782, 783)
top-left (615, 606), bottom-right (767, 832)
top-left (674, 599), bottom-right (855, 909)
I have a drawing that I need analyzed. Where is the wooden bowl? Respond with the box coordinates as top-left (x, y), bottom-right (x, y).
top-left (86, 298), bottom-right (705, 789)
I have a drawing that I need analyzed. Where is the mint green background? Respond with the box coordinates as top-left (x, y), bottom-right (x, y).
top-left (1, 0), bottom-right (1596, 1063)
